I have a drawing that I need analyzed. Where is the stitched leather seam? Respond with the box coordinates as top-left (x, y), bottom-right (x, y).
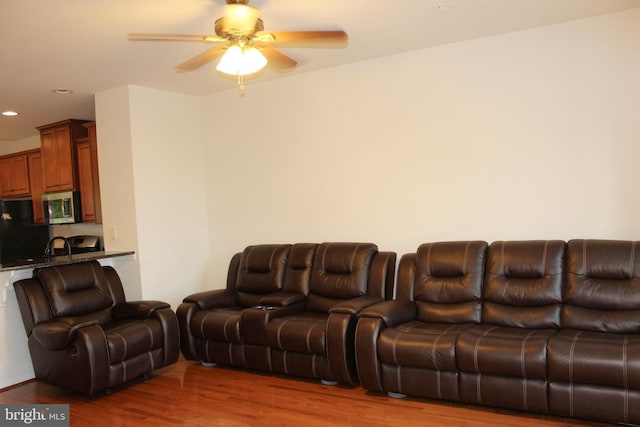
top-left (624, 336), bottom-right (629, 423)
top-left (222, 317), bottom-right (232, 342)
top-left (474, 326), bottom-right (498, 404)
top-left (391, 332), bottom-right (401, 365)
top-left (305, 323), bottom-right (316, 353)
top-left (520, 329), bottom-right (537, 410)
top-left (568, 331), bottom-right (583, 416)
top-left (200, 312), bottom-right (213, 339)
top-left (276, 320), bottom-right (288, 350)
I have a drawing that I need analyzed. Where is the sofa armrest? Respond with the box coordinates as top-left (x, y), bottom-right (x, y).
top-left (330, 296), bottom-right (383, 316)
top-left (112, 301), bottom-right (170, 320)
top-left (259, 292), bottom-right (305, 307)
top-left (359, 300), bottom-right (417, 328)
top-left (182, 289), bottom-right (237, 310)
top-left (31, 318), bottom-right (100, 351)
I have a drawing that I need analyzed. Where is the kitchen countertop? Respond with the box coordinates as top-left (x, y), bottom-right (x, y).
top-left (0, 251), bottom-right (135, 272)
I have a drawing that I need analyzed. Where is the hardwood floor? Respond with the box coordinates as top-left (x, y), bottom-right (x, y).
top-left (0, 357), bottom-right (611, 426)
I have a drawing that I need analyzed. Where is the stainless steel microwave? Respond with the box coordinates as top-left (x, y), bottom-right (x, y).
top-left (42, 191), bottom-right (81, 224)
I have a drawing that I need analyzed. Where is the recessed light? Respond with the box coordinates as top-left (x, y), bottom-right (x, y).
top-left (52, 89), bottom-right (73, 94)
top-left (1, 111), bottom-right (18, 116)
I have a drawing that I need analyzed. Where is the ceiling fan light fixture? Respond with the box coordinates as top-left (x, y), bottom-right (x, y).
top-left (216, 45), bottom-right (267, 76)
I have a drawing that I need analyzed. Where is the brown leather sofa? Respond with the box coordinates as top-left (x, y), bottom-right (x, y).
top-left (355, 239), bottom-right (640, 425)
top-left (13, 260), bottom-right (180, 394)
top-left (177, 242), bottom-right (396, 385)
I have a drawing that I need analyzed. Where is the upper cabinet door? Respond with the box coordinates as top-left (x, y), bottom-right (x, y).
top-left (0, 153), bottom-right (30, 197)
top-left (38, 119), bottom-right (88, 192)
top-left (41, 124), bottom-right (73, 192)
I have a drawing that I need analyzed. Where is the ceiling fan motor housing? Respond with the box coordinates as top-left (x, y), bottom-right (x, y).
top-left (215, 17), bottom-right (264, 38)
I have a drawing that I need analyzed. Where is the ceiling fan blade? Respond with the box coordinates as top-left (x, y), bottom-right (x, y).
top-left (128, 33), bottom-right (227, 43)
top-left (256, 30), bottom-right (348, 48)
top-left (261, 46), bottom-right (297, 71)
top-left (175, 45), bottom-right (228, 72)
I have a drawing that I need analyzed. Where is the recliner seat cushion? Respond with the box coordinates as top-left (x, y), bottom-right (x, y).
top-left (104, 318), bottom-right (165, 364)
top-left (266, 312), bottom-right (327, 354)
top-left (378, 322), bottom-right (472, 370)
top-left (457, 325), bottom-right (556, 379)
top-left (189, 307), bottom-right (243, 344)
top-left (548, 329), bottom-right (640, 389)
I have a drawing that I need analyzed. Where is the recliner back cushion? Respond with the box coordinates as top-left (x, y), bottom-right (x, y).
top-left (283, 243), bottom-right (318, 295)
top-left (564, 239), bottom-right (640, 332)
top-left (36, 261), bottom-right (113, 318)
top-left (483, 240), bottom-right (565, 328)
top-left (235, 244), bottom-right (291, 297)
top-left (307, 243), bottom-right (377, 312)
top-left (413, 241), bottom-right (487, 323)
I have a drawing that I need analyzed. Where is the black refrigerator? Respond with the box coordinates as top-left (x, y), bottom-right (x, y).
top-left (0, 199), bottom-right (50, 265)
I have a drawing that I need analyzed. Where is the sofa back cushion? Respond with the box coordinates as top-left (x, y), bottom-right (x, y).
top-left (35, 260), bottom-right (114, 318)
top-left (483, 240), bottom-right (565, 328)
top-left (413, 241), bottom-right (487, 324)
top-left (307, 242), bottom-right (377, 312)
top-left (283, 243), bottom-right (318, 295)
top-left (236, 244), bottom-right (291, 306)
top-left (563, 239), bottom-right (640, 332)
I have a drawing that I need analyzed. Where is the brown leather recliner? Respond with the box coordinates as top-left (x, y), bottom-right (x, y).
top-left (355, 241), bottom-right (488, 399)
top-left (177, 243), bottom-right (294, 368)
top-left (13, 260), bottom-right (180, 394)
top-left (178, 242), bottom-right (396, 385)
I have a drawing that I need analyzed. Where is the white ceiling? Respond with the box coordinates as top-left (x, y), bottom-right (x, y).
top-left (1, 0), bottom-right (639, 142)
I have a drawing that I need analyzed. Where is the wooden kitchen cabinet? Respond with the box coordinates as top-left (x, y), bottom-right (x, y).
top-left (0, 153), bottom-right (30, 197)
top-left (27, 150), bottom-right (45, 224)
top-left (37, 119), bottom-right (88, 192)
top-left (76, 122), bottom-right (102, 223)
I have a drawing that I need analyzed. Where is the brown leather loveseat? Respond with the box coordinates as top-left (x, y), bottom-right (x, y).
top-left (356, 239), bottom-right (640, 425)
top-left (177, 242), bottom-right (396, 385)
top-left (14, 260), bottom-right (180, 394)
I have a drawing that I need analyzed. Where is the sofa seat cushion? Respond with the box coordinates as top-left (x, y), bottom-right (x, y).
top-left (266, 312), bottom-right (327, 355)
top-left (189, 307), bottom-right (243, 344)
top-left (104, 319), bottom-right (165, 364)
top-left (457, 325), bottom-right (556, 379)
top-left (548, 329), bottom-right (640, 389)
top-left (378, 322), bottom-right (473, 370)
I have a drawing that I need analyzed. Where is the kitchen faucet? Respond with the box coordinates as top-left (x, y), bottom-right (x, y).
top-left (44, 236), bottom-right (72, 261)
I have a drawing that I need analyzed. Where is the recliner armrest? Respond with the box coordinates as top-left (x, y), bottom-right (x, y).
top-left (32, 318), bottom-right (100, 350)
top-left (182, 289), bottom-right (237, 310)
top-left (330, 296), bottom-right (384, 316)
top-left (259, 292), bottom-right (305, 307)
top-left (112, 301), bottom-right (170, 320)
top-left (359, 300), bottom-right (417, 327)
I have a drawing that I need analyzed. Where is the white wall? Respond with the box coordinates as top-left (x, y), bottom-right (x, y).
top-left (201, 8), bottom-right (640, 285)
top-left (127, 86), bottom-right (210, 308)
top-left (95, 85), bottom-right (210, 309)
top-left (94, 86), bottom-right (143, 301)
top-left (0, 135), bottom-right (40, 156)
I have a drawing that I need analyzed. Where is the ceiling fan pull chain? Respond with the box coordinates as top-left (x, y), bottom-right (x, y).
top-left (237, 73), bottom-right (247, 96)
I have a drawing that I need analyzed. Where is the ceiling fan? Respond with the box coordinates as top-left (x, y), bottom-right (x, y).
top-left (128, 0), bottom-right (348, 81)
